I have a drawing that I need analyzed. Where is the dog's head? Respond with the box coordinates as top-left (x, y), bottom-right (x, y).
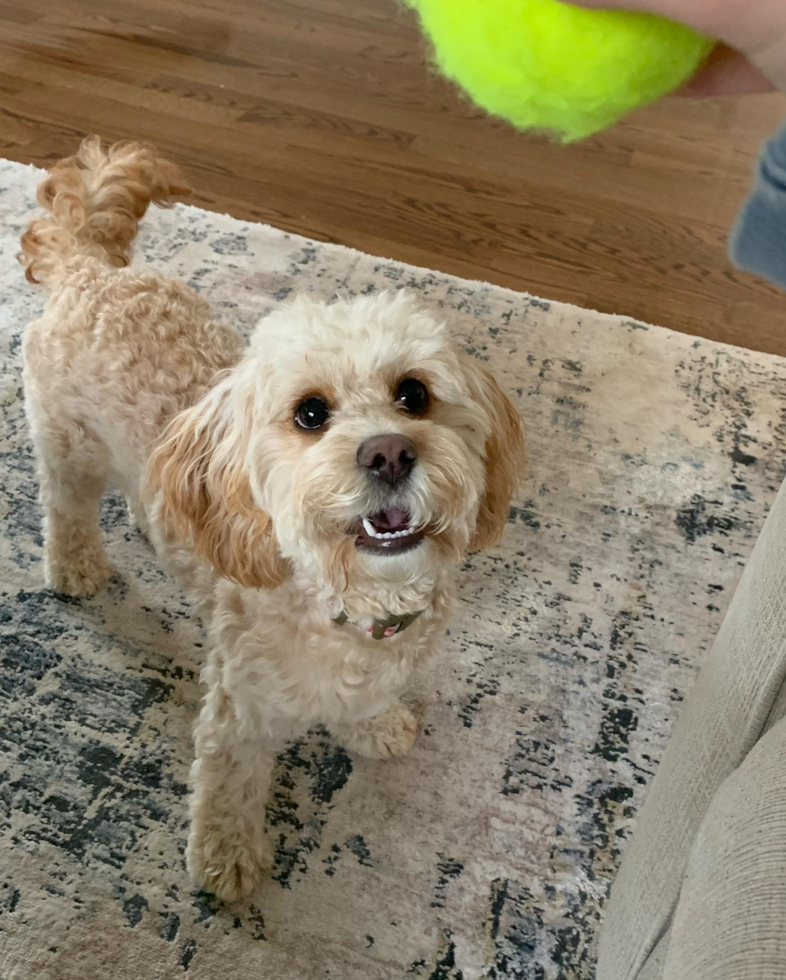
top-left (150, 292), bottom-right (525, 617)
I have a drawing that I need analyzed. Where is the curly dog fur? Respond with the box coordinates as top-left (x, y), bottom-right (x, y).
top-left (21, 137), bottom-right (526, 902)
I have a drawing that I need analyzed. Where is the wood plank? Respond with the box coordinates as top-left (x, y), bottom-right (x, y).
top-left (2, 0), bottom-right (786, 353)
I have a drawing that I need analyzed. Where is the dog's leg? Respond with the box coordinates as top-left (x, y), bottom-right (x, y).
top-left (125, 494), bottom-right (147, 535)
top-left (333, 701), bottom-right (418, 760)
top-left (187, 678), bottom-right (280, 903)
top-left (31, 419), bottom-right (112, 597)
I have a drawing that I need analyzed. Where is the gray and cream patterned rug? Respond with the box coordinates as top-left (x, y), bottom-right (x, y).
top-left (1, 157), bottom-right (785, 980)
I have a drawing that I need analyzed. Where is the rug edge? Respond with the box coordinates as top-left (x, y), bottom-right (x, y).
top-left (0, 157), bottom-right (773, 367)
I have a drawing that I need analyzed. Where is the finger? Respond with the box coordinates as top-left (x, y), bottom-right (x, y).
top-left (568, 0), bottom-right (651, 8)
top-left (678, 44), bottom-right (776, 95)
top-left (567, 0), bottom-right (689, 17)
top-left (564, 0), bottom-right (728, 38)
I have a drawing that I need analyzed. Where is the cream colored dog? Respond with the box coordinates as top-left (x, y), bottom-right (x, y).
top-left (21, 138), bottom-right (526, 902)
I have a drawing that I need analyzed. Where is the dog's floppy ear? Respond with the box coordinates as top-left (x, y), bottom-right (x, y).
top-left (148, 381), bottom-right (289, 590)
top-left (461, 356), bottom-right (527, 551)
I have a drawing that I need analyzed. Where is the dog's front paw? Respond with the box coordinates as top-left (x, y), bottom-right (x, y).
top-left (187, 826), bottom-right (273, 903)
top-left (340, 702), bottom-right (419, 760)
top-left (46, 548), bottom-right (112, 598)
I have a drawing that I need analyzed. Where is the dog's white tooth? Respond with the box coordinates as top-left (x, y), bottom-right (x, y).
top-left (362, 518), bottom-right (379, 538)
top-left (400, 527), bottom-right (413, 537)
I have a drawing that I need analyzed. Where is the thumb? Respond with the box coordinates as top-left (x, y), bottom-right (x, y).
top-left (568, 0), bottom-right (657, 7)
top-left (680, 43), bottom-right (775, 95)
top-left (564, 0), bottom-right (784, 92)
top-left (564, 0), bottom-right (713, 36)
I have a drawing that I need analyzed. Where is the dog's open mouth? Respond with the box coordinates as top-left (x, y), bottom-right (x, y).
top-left (354, 508), bottom-right (425, 555)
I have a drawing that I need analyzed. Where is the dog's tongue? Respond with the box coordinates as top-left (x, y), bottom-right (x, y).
top-left (371, 508), bottom-right (410, 532)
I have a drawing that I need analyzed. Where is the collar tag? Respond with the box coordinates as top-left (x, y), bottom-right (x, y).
top-left (332, 609), bottom-right (423, 640)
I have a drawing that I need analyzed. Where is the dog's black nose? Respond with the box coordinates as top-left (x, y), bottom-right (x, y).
top-left (357, 434), bottom-right (417, 486)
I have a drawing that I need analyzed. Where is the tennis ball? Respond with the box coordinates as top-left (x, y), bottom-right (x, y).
top-left (404, 0), bottom-right (713, 142)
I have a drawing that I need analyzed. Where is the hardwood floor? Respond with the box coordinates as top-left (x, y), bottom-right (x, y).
top-left (2, 0), bottom-right (786, 352)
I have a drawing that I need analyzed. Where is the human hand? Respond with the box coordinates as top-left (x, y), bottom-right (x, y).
top-left (568, 0), bottom-right (786, 95)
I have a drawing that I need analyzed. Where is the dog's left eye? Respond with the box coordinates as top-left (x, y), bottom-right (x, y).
top-left (395, 378), bottom-right (429, 415)
top-left (295, 397), bottom-right (330, 430)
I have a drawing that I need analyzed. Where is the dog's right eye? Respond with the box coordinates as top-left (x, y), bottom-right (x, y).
top-left (295, 397), bottom-right (330, 430)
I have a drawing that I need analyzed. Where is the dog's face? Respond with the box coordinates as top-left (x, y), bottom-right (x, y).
top-left (150, 292), bottom-right (525, 616)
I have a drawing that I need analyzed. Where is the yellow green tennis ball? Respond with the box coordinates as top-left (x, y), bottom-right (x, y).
top-left (404, 0), bottom-right (713, 142)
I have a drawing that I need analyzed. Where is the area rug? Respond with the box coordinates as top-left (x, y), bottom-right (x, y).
top-left (1, 158), bottom-right (785, 980)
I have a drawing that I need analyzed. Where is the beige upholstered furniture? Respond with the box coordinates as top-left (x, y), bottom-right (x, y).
top-left (597, 480), bottom-right (786, 979)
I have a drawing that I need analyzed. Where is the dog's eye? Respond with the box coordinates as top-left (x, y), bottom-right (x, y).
top-left (395, 378), bottom-right (429, 415)
top-left (295, 397), bottom-right (330, 430)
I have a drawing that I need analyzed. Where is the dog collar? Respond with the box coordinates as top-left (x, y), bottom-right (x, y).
top-left (332, 609), bottom-right (424, 641)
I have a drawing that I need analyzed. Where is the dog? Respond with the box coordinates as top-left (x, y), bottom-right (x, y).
top-left (20, 137), bottom-right (526, 901)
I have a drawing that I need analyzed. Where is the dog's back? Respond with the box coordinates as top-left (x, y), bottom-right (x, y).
top-left (21, 137), bottom-right (244, 596)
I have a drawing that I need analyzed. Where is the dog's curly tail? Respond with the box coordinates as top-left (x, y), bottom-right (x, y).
top-left (19, 136), bottom-right (190, 286)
